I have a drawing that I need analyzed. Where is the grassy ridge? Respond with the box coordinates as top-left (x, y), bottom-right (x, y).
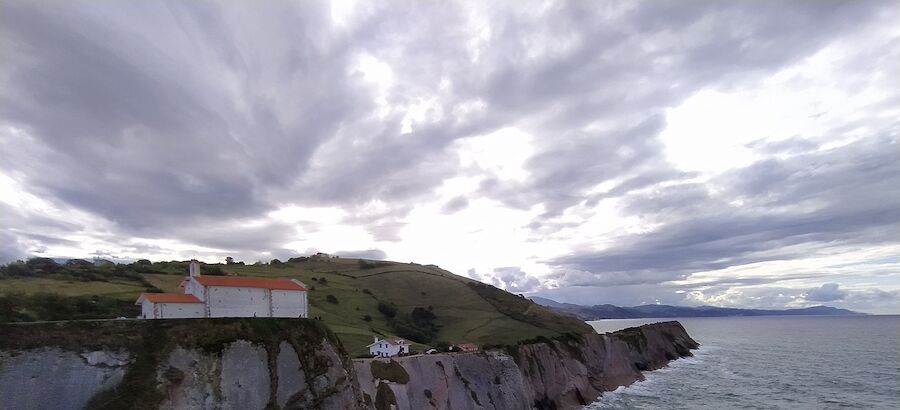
top-left (0, 257), bottom-right (591, 355)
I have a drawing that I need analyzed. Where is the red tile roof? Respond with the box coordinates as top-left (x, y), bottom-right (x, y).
top-left (138, 293), bottom-right (202, 303)
top-left (193, 275), bottom-right (306, 291)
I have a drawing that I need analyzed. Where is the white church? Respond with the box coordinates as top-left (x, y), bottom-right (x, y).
top-left (136, 260), bottom-right (308, 319)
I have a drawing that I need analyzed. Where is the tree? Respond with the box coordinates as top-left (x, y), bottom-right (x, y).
top-left (225, 257), bottom-right (234, 265)
top-left (25, 257), bottom-right (59, 274)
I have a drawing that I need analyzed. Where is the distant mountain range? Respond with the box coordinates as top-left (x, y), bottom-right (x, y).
top-left (528, 296), bottom-right (865, 319)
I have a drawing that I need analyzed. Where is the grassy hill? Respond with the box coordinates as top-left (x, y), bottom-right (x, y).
top-left (0, 256), bottom-right (591, 356)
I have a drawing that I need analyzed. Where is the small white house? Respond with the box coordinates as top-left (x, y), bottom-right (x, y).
top-left (136, 260), bottom-right (308, 319)
top-left (368, 337), bottom-right (409, 357)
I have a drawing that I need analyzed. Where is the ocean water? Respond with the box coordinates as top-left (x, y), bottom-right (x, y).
top-left (586, 316), bottom-right (900, 409)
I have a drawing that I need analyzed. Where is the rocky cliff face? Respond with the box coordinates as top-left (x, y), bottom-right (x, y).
top-left (354, 321), bottom-right (699, 410)
top-left (0, 319), bottom-right (365, 410)
top-left (1, 320), bottom-right (695, 410)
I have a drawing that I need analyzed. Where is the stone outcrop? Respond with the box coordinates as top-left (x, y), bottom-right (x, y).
top-left (0, 348), bottom-right (130, 410)
top-left (0, 318), bottom-right (366, 410)
top-left (354, 321), bottom-right (699, 410)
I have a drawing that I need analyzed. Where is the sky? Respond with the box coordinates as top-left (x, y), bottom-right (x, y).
top-left (1, 0), bottom-right (898, 313)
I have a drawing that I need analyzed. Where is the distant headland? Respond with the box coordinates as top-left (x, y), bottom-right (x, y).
top-left (529, 296), bottom-right (865, 320)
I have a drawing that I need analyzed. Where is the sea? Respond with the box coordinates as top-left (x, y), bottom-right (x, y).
top-left (586, 316), bottom-right (900, 409)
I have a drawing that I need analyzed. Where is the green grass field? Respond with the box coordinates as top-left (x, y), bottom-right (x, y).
top-left (0, 257), bottom-right (591, 356)
top-left (0, 276), bottom-right (148, 299)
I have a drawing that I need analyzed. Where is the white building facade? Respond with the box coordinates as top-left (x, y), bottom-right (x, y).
top-left (368, 337), bottom-right (409, 357)
top-left (137, 260), bottom-right (308, 319)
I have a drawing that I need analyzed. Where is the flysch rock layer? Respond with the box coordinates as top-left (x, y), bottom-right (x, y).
top-left (354, 321), bottom-right (699, 410)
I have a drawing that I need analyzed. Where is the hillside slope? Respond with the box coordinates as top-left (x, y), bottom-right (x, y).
top-left (0, 257), bottom-right (591, 355)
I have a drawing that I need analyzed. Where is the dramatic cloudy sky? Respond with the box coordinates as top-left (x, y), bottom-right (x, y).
top-left (2, 0), bottom-right (898, 313)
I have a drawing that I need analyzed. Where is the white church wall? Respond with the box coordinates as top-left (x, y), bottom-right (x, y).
top-left (206, 286), bottom-right (269, 317)
top-left (157, 302), bottom-right (205, 319)
top-left (271, 290), bottom-right (307, 318)
top-left (141, 300), bottom-right (154, 319)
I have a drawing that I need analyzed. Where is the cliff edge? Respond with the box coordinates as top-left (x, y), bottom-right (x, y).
top-left (354, 321), bottom-right (699, 410)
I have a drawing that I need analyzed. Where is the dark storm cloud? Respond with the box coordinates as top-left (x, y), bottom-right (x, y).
top-left (551, 135), bottom-right (900, 285)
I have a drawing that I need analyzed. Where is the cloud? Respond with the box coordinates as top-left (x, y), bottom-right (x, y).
top-left (804, 283), bottom-right (847, 302)
top-left (470, 266), bottom-right (542, 294)
top-left (0, 0), bottom-right (897, 312)
top-left (550, 135), bottom-right (900, 286)
top-left (441, 196), bottom-right (469, 214)
top-left (334, 249), bottom-right (387, 260)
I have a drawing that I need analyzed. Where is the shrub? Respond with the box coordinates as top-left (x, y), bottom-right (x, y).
top-left (370, 360), bottom-right (410, 384)
top-left (326, 294), bottom-right (339, 304)
top-left (200, 265), bottom-right (225, 276)
top-left (391, 321), bottom-right (432, 343)
top-left (377, 302), bottom-right (397, 318)
top-left (411, 307), bottom-right (437, 328)
top-left (363, 315), bottom-right (372, 322)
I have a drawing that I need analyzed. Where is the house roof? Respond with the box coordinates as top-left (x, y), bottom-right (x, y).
top-left (367, 337), bottom-right (408, 347)
top-left (136, 293), bottom-right (202, 305)
top-left (193, 275), bottom-right (306, 291)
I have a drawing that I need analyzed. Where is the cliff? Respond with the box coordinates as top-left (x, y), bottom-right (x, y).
top-left (354, 321), bottom-right (699, 410)
top-left (0, 318), bottom-right (366, 410)
top-left (0, 320), bottom-right (696, 410)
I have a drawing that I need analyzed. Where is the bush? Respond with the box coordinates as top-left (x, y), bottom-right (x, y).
top-left (25, 257), bottom-right (61, 274)
top-left (363, 315), bottom-right (372, 322)
top-left (370, 360), bottom-right (410, 384)
top-left (391, 321), bottom-right (432, 343)
top-left (326, 294), bottom-right (339, 304)
top-left (200, 265), bottom-right (225, 276)
top-left (377, 302), bottom-right (397, 318)
top-left (411, 307), bottom-right (436, 328)
top-left (359, 259), bottom-right (391, 270)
